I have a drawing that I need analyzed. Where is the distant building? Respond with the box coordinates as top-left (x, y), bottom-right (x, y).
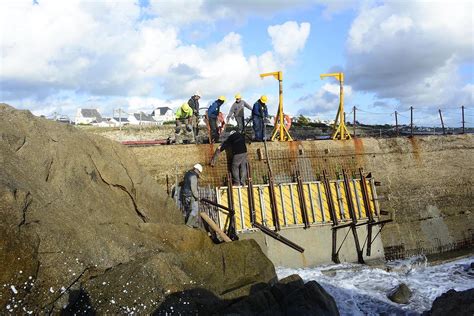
top-left (128, 112), bottom-right (159, 126)
top-left (110, 117), bottom-right (130, 126)
top-left (75, 108), bottom-right (102, 125)
top-left (151, 106), bottom-right (174, 125)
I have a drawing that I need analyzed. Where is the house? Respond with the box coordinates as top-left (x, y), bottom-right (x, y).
top-left (127, 112), bottom-right (159, 126)
top-left (151, 106), bottom-right (175, 124)
top-left (75, 108), bottom-right (102, 125)
top-left (110, 117), bottom-right (130, 126)
top-left (92, 117), bottom-right (116, 127)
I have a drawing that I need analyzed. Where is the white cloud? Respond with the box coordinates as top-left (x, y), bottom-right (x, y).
top-left (268, 21), bottom-right (311, 62)
top-left (345, 0), bottom-right (474, 109)
top-left (296, 82), bottom-right (353, 117)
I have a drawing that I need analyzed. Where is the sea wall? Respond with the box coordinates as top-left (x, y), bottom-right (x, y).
top-left (130, 135), bottom-right (474, 260)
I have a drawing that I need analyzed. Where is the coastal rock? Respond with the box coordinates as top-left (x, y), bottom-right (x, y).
top-left (423, 288), bottom-right (474, 316)
top-left (0, 104), bottom-right (338, 314)
top-left (387, 283), bottom-right (412, 304)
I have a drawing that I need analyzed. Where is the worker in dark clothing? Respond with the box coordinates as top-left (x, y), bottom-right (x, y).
top-left (252, 95), bottom-right (268, 141)
top-left (210, 131), bottom-right (247, 186)
top-left (188, 91), bottom-right (201, 140)
top-left (227, 94), bottom-right (252, 133)
top-left (180, 163), bottom-right (203, 228)
top-left (207, 96), bottom-right (226, 143)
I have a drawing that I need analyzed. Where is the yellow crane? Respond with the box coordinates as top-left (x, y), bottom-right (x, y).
top-left (320, 72), bottom-right (351, 140)
top-left (260, 71), bottom-right (293, 141)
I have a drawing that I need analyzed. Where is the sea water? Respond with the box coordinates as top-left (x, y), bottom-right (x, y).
top-left (276, 255), bottom-right (474, 315)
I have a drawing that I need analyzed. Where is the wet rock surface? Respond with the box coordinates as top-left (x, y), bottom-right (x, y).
top-left (423, 288), bottom-right (474, 316)
top-left (0, 104), bottom-right (338, 314)
top-left (387, 283), bottom-right (413, 304)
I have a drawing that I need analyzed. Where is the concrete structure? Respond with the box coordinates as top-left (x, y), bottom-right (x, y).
top-left (129, 135), bottom-right (474, 265)
top-left (239, 224), bottom-right (384, 267)
top-left (151, 107), bottom-right (174, 124)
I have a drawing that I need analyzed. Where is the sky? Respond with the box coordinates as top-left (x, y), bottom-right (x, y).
top-left (1, 0), bottom-right (473, 127)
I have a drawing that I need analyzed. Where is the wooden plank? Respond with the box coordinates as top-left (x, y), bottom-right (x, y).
top-left (200, 212), bottom-right (232, 242)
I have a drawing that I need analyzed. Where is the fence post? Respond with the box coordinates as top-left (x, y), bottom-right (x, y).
top-left (395, 111), bottom-right (399, 136)
top-left (462, 105), bottom-right (465, 134)
top-left (439, 109), bottom-right (445, 135)
top-left (410, 106), bottom-right (414, 137)
top-left (353, 106), bottom-right (357, 138)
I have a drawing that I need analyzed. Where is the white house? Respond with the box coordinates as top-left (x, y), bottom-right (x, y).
top-left (75, 108), bottom-right (102, 125)
top-left (127, 112), bottom-right (159, 126)
top-left (110, 117), bottom-right (130, 126)
top-left (151, 106), bottom-right (175, 124)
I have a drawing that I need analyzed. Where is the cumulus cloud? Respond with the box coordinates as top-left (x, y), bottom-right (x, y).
top-left (345, 0), bottom-right (474, 109)
top-left (296, 83), bottom-right (353, 118)
top-left (0, 1), bottom-right (312, 117)
top-left (268, 21), bottom-right (311, 63)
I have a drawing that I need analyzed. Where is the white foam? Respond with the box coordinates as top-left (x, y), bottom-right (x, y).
top-left (276, 255), bottom-right (474, 315)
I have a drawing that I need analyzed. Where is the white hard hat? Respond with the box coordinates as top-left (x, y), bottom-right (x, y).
top-left (194, 91), bottom-right (201, 97)
top-left (194, 163), bottom-right (203, 173)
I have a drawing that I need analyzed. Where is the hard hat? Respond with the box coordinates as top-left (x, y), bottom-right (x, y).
top-left (229, 130), bottom-right (236, 135)
top-left (218, 96), bottom-right (226, 102)
top-left (260, 95), bottom-right (268, 103)
top-left (182, 103), bottom-right (190, 111)
top-left (194, 91), bottom-right (201, 97)
top-left (235, 93), bottom-right (241, 99)
top-left (194, 163), bottom-right (203, 173)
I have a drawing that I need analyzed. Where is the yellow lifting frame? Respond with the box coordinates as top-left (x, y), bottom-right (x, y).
top-left (320, 72), bottom-right (351, 140)
top-left (260, 71), bottom-right (293, 141)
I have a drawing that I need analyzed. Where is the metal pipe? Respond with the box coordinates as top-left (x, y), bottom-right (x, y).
top-left (253, 222), bottom-right (304, 253)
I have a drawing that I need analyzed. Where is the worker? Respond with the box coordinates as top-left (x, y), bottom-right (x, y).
top-left (227, 94), bottom-right (252, 133)
top-left (207, 96), bottom-right (226, 143)
top-left (252, 95), bottom-right (269, 141)
top-left (210, 130), bottom-right (247, 186)
top-left (180, 163), bottom-right (203, 228)
top-left (175, 102), bottom-right (194, 144)
top-left (188, 91), bottom-right (201, 140)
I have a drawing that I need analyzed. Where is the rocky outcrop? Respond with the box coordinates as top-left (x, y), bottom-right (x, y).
top-left (0, 104), bottom-right (337, 314)
top-left (423, 288), bottom-right (474, 316)
top-left (387, 283), bottom-right (412, 304)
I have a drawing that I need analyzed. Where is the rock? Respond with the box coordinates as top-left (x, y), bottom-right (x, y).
top-left (0, 104), bottom-right (339, 314)
top-left (387, 283), bottom-right (412, 304)
top-left (423, 289), bottom-right (474, 316)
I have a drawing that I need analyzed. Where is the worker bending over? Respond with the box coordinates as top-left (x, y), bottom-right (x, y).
top-left (207, 96), bottom-right (226, 143)
top-left (227, 94), bottom-right (252, 133)
top-left (252, 95), bottom-right (269, 141)
top-left (180, 163), bottom-right (203, 228)
top-left (175, 103), bottom-right (195, 144)
top-left (187, 91), bottom-right (201, 141)
top-left (210, 131), bottom-right (248, 186)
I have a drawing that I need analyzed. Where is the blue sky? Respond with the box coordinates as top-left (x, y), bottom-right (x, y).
top-left (1, 0), bottom-right (473, 127)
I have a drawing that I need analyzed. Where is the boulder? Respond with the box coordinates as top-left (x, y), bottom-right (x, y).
top-left (423, 288), bottom-right (474, 316)
top-left (0, 104), bottom-right (338, 314)
top-left (387, 283), bottom-right (412, 304)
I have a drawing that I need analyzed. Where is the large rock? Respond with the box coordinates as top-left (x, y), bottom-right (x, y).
top-left (387, 283), bottom-right (412, 304)
top-left (423, 288), bottom-right (474, 316)
top-left (0, 104), bottom-right (337, 314)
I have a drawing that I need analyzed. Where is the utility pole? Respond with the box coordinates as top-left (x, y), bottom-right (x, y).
top-left (320, 72), bottom-right (351, 140)
top-left (259, 71), bottom-right (292, 141)
top-left (395, 111), bottom-right (399, 137)
top-left (461, 105), bottom-right (465, 134)
top-left (410, 106), bottom-right (414, 137)
top-left (439, 109), bottom-right (445, 135)
top-left (353, 106), bottom-right (356, 138)
top-left (119, 108), bottom-right (122, 131)
top-left (139, 111), bottom-right (142, 132)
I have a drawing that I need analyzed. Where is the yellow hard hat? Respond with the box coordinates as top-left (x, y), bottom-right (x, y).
top-left (260, 95), bottom-right (268, 103)
top-left (235, 93), bottom-right (241, 99)
top-left (218, 96), bottom-right (226, 102)
top-left (182, 102), bottom-right (190, 111)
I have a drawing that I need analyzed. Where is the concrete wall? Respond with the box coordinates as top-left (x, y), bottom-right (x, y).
top-left (130, 135), bottom-right (474, 260)
top-left (238, 224), bottom-right (385, 268)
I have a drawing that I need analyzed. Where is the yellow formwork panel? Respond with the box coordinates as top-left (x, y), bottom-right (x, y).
top-left (366, 180), bottom-right (376, 217)
top-left (338, 182), bottom-right (351, 220)
top-left (216, 178), bottom-right (379, 231)
top-left (302, 184), bottom-right (316, 223)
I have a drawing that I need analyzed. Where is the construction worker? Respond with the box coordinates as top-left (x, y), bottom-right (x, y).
top-left (252, 95), bottom-right (269, 141)
top-left (188, 91), bottom-right (201, 140)
top-left (210, 130), bottom-right (247, 186)
top-left (180, 163), bottom-right (203, 228)
top-left (175, 102), bottom-right (194, 144)
top-left (227, 94), bottom-right (252, 133)
top-left (207, 96), bottom-right (226, 143)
